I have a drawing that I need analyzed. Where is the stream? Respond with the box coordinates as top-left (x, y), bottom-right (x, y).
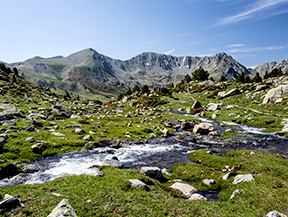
top-left (1, 110), bottom-right (288, 187)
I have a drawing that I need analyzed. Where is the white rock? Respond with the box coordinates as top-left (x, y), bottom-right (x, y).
top-left (129, 179), bottom-right (150, 190)
top-left (266, 210), bottom-right (287, 217)
top-left (188, 193), bottom-right (207, 201)
top-left (232, 174), bottom-right (254, 184)
top-left (170, 182), bottom-right (197, 198)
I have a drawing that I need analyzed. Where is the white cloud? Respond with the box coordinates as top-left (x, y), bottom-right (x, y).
top-left (164, 48), bottom-right (175, 55)
top-left (228, 44), bottom-right (245, 48)
top-left (227, 45), bottom-right (287, 53)
top-left (215, 0), bottom-right (288, 26)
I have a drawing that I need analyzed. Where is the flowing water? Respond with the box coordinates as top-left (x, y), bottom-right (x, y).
top-left (1, 111), bottom-right (287, 187)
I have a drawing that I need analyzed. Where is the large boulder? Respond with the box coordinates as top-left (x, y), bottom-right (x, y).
top-left (170, 182), bottom-right (197, 198)
top-left (193, 123), bottom-right (214, 135)
top-left (140, 166), bottom-right (163, 180)
top-left (0, 195), bottom-right (21, 210)
top-left (188, 193), bottom-right (207, 201)
top-left (263, 85), bottom-right (288, 104)
top-left (47, 199), bottom-right (78, 217)
top-left (93, 138), bottom-right (121, 149)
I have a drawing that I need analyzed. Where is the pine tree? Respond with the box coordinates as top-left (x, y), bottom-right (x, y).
top-left (191, 67), bottom-right (209, 81)
top-left (236, 72), bottom-right (245, 83)
top-left (252, 72), bottom-right (262, 83)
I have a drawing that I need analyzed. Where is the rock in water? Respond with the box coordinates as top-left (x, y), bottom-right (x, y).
top-left (47, 199), bottom-right (78, 217)
top-left (103, 159), bottom-right (123, 168)
top-left (93, 138), bottom-right (121, 148)
top-left (193, 123), bottom-right (214, 135)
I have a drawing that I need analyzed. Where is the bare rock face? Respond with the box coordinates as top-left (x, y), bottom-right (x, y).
top-left (193, 123), bottom-right (214, 135)
top-left (140, 166), bottom-right (163, 180)
top-left (47, 199), bottom-right (78, 217)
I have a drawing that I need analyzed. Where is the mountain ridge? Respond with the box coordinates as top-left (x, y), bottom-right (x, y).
top-left (7, 48), bottom-right (288, 95)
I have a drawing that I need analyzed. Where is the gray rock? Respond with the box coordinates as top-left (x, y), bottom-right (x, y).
top-left (0, 133), bottom-right (8, 140)
top-left (129, 179), bottom-right (150, 191)
top-left (59, 110), bottom-right (73, 118)
top-left (193, 123), bottom-right (214, 135)
top-left (72, 128), bottom-right (85, 134)
top-left (81, 134), bottom-right (91, 141)
top-left (206, 103), bottom-right (221, 111)
top-left (51, 132), bottom-right (65, 136)
top-left (88, 169), bottom-right (103, 177)
top-left (47, 199), bottom-right (78, 217)
top-left (181, 121), bottom-right (196, 130)
top-left (22, 164), bottom-right (40, 173)
top-left (26, 126), bottom-right (37, 132)
top-left (63, 124), bottom-right (84, 129)
top-left (223, 172), bottom-right (236, 180)
top-left (140, 166), bottom-right (163, 180)
top-left (218, 88), bottom-right (240, 98)
top-left (170, 182), bottom-right (197, 198)
top-left (188, 193), bottom-right (207, 201)
top-left (192, 100), bottom-right (202, 109)
top-left (266, 210), bottom-right (287, 217)
top-left (263, 85), bottom-right (288, 104)
top-left (1, 120), bottom-right (16, 126)
top-left (28, 112), bottom-right (47, 119)
top-left (202, 179), bottom-right (216, 186)
top-left (0, 195), bottom-right (21, 210)
top-left (0, 137), bottom-right (6, 147)
top-left (161, 168), bottom-right (172, 176)
top-left (103, 159), bottom-right (123, 168)
top-left (256, 84), bottom-right (270, 92)
top-left (0, 104), bottom-right (16, 121)
top-left (232, 174), bottom-right (254, 184)
top-left (93, 138), bottom-right (121, 149)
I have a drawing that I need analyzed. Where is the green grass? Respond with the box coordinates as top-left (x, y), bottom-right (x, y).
top-left (1, 150), bottom-right (287, 216)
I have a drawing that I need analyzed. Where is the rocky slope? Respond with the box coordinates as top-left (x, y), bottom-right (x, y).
top-left (9, 49), bottom-right (253, 95)
top-left (250, 59), bottom-right (288, 77)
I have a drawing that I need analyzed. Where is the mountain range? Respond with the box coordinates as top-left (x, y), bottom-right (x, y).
top-left (7, 48), bottom-right (288, 95)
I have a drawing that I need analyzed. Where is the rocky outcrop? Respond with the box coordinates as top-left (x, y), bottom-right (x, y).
top-left (262, 85), bottom-right (288, 104)
top-left (93, 138), bottom-right (121, 149)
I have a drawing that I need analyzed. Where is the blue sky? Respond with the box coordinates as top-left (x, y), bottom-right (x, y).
top-left (1, 0), bottom-right (288, 67)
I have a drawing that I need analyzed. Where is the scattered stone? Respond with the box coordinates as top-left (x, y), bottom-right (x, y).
top-left (70, 114), bottom-right (80, 119)
top-left (88, 169), bottom-right (103, 177)
top-left (93, 138), bottom-right (121, 149)
top-left (22, 164), bottom-right (40, 173)
top-left (188, 193), bottom-right (207, 201)
top-left (275, 98), bottom-right (283, 104)
top-left (59, 110), bottom-right (73, 118)
top-left (202, 179), bottom-right (216, 186)
top-left (51, 192), bottom-right (64, 197)
top-left (192, 100), bottom-right (202, 109)
top-left (82, 135), bottom-right (91, 141)
top-left (266, 210), bottom-right (287, 217)
top-left (193, 123), bottom-right (214, 135)
top-left (26, 126), bottom-right (38, 132)
top-left (140, 166), bottom-right (163, 180)
top-left (72, 128), bottom-right (85, 134)
top-left (25, 137), bottom-right (36, 141)
top-left (174, 135), bottom-right (184, 142)
top-left (0, 137), bottom-right (6, 147)
top-left (229, 189), bottom-right (240, 200)
top-left (181, 121), bottom-right (196, 130)
top-left (103, 159), bottom-right (123, 168)
top-left (208, 131), bottom-right (220, 136)
top-left (223, 172), bottom-right (236, 181)
top-left (51, 132), bottom-right (65, 136)
top-left (218, 88), bottom-right (240, 98)
top-left (206, 103), bottom-right (221, 111)
top-left (129, 179), bottom-right (150, 191)
top-left (47, 199), bottom-right (78, 217)
top-left (28, 112), bottom-right (47, 119)
top-left (1, 120), bottom-right (16, 126)
top-left (232, 174), bottom-right (254, 184)
top-left (170, 182), bottom-right (197, 198)
top-left (255, 84), bottom-right (270, 92)
top-left (162, 168), bottom-right (172, 176)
